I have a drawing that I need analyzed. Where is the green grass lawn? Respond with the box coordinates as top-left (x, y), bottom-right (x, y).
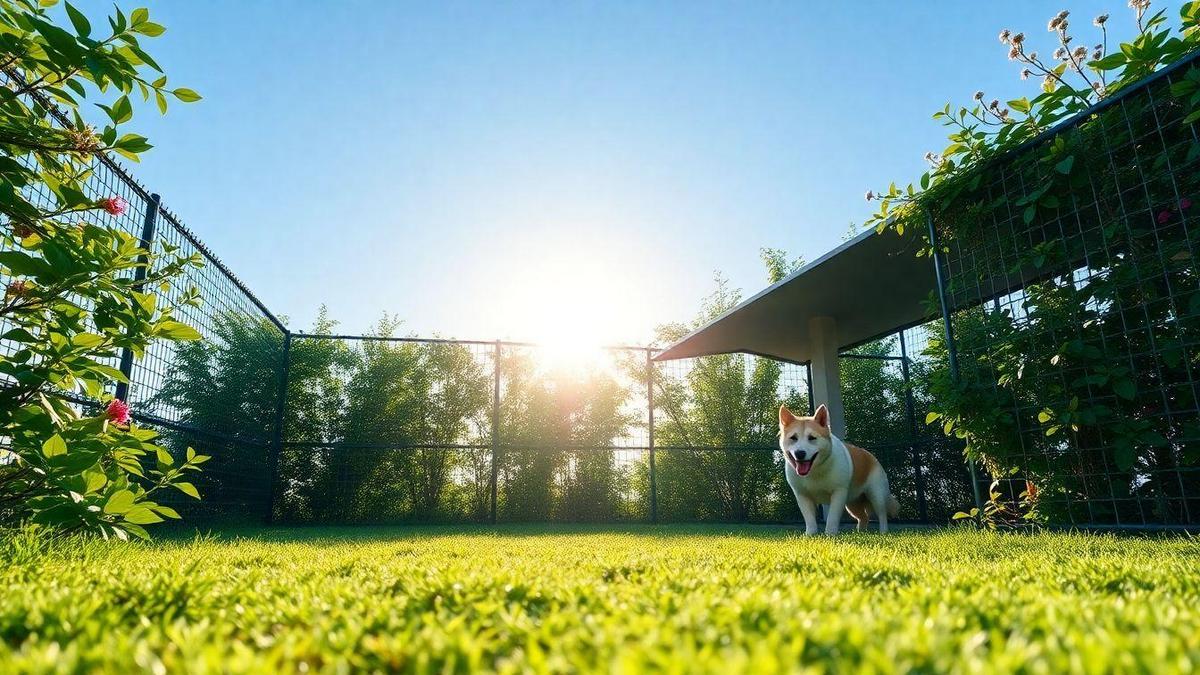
top-left (1, 526), bottom-right (1198, 673)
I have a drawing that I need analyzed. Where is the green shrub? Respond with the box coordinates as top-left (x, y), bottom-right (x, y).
top-left (0, 1), bottom-right (206, 538)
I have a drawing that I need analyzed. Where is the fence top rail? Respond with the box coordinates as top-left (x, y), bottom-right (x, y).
top-left (153, 207), bottom-right (287, 334)
top-left (289, 332), bottom-right (658, 352)
top-left (13, 75), bottom-right (289, 335)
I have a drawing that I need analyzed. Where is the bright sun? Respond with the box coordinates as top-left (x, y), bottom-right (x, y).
top-left (489, 255), bottom-right (646, 368)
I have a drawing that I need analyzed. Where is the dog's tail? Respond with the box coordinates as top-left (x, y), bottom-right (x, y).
top-left (887, 494), bottom-right (900, 518)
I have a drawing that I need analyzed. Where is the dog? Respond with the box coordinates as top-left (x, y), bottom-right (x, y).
top-left (779, 403), bottom-right (899, 535)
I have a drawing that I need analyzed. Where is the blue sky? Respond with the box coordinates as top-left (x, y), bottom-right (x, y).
top-left (72, 1), bottom-right (1145, 344)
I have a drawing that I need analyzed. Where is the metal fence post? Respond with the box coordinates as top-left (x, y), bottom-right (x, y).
top-left (266, 331), bottom-right (292, 523)
top-left (114, 192), bottom-right (160, 403)
top-left (490, 340), bottom-right (500, 524)
top-left (898, 331), bottom-right (929, 522)
top-left (646, 348), bottom-right (658, 524)
top-left (926, 208), bottom-right (984, 513)
top-left (805, 362), bottom-right (815, 415)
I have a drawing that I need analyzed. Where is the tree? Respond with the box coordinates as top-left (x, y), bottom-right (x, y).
top-left (155, 307), bottom-right (356, 521)
top-left (328, 317), bottom-right (492, 522)
top-left (493, 347), bottom-right (638, 521)
top-left (650, 251), bottom-right (809, 522)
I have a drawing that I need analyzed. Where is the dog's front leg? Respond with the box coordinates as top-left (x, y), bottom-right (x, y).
top-left (825, 488), bottom-right (848, 536)
top-left (796, 494), bottom-right (819, 535)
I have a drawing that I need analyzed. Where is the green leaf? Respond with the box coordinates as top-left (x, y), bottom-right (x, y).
top-left (115, 133), bottom-right (153, 153)
top-left (1, 328), bottom-right (38, 343)
top-left (172, 88), bottom-right (202, 102)
top-left (1055, 156), bottom-right (1075, 175)
top-left (1008, 97), bottom-right (1032, 114)
top-left (155, 447), bottom-right (174, 466)
top-left (1089, 53), bottom-right (1128, 71)
top-left (71, 332), bottom-right (105, 349)
top-left (1023, 204), bottom-right (1037, 224)
top-left (1113, 443), bottom-right (1136, 471)
top-left (64, 2), bottom-right (90, 37)
top-left (134, 21), bottom-right (165, 37)
top-left (0, 251), bottom-right (52, 277)
top-left (132, 291), bottom-right (157, 316)
top-left (33, 17), bottom-right (83, 61)
top-left (925, 412), bottom-right (940, 425)
top-left (84, 469), bottom-right (107, 493)
top-left (157, 320), bottom-right (202, 340)
top-left (120, 522), bottom-right (151, 540)
top-left (42, 434), bottom-right (67, 457)
top-left (110, 95), bottom-right (133, 125)
top-left (123, 506), bottom-right (163, 525)
top-left (103, 489), bottom-right (136, 514)
top-left (175, 482), bottom-right (200, 499)
top-left (1113, 378), bottom-right (1136, 400)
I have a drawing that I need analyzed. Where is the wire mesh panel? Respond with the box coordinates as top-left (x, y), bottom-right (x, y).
top-left (929, 52), bottom-right (1200, 527)
top-left (275, 445), bottom-right (494, 524)
top-left (494, 344), bottom-right (648, 522)
top-left (650, 352), bottom-right (809, 522)
top-left (275, 335), bottom-right (496, 523)
top-left (841, 325), bottom-right (977, 523)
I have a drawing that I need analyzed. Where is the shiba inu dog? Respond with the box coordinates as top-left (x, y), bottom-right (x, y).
top-left (779, 404), bottom-right (899, 535)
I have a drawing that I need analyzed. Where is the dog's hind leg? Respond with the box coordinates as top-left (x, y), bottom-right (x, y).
top-left (846, 499), bottom-right (870, 531)
top-left (867, 483), bottom-right (890, 534)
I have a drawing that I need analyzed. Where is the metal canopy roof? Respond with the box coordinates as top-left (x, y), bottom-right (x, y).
top-left (653, 227), bottom-right (937, 364)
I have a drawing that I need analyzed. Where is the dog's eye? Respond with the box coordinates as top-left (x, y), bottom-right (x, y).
top-left (789, 434), bottom-right (798, 442)
top-left (807, 435), bottom-right (817, 442)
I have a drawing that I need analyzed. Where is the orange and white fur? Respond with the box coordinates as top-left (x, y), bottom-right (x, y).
top-left (779, 404), bottom-right (899, 535)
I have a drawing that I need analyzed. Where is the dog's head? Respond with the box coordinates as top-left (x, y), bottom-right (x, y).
top-left (778, 404), bottom-right (832, 477)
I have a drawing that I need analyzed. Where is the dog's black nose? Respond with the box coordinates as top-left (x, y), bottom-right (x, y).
top-left (791, 450), bottom-right (805, 462)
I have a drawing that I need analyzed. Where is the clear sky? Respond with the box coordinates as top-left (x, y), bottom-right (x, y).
top-left (71, 1), bottom-right (1146, 346)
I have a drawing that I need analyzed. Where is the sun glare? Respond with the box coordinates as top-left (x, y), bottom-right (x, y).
top-left (489, 254), bottom-right (646, 370)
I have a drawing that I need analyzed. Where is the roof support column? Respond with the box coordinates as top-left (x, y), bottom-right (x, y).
top-left (807, 316), bottom-right (846, 438)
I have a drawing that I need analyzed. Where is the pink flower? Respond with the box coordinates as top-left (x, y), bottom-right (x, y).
top-left (1181, 198), bottom-right (1193, 210)
top-left (1157, 210), bottom-right (1172, 224)
top-left (105, 399), bottom-right (131, 426)
top-left (100, 196), bottom-right (127, 216)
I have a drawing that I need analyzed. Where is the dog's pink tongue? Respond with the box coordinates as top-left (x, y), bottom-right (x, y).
top-left (796, 460), bottom-right (813, 476)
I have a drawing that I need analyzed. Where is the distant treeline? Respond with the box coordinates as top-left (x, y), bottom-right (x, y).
top-left (152, 255), bottom-right (971, 524)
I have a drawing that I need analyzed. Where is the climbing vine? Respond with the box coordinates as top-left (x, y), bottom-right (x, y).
top-left (869, 3), bottom-right (1200, 524)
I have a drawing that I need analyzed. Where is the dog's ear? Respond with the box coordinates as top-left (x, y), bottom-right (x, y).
top-left (813, 404), bottom-right (830, 429)
top-left (779, 404), bottom-right (797, 427)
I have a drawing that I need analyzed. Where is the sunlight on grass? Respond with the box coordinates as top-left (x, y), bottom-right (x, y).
top-left (1, 526), bottom-right (1198, 672)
